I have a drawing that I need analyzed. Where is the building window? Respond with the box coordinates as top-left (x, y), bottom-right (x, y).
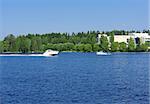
top-left (127, 39), bottom-right (129, 43)
top-left (135, 37), bottom-right (140, 44)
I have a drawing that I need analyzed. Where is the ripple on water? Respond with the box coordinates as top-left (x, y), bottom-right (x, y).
top-left (0, 53), bottom-right (149, 104)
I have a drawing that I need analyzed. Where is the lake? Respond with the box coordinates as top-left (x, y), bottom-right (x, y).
top-left (0, 52), bottom-right (149, 104)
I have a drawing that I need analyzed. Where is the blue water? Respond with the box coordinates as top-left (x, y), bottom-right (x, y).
top-left (0, 52), bottom-right (149, 104)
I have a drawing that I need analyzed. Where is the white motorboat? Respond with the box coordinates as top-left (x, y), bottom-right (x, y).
top-left (96, 51), bottom-right (111, 56)
top-left (43, 49), bottom-right (59, 56)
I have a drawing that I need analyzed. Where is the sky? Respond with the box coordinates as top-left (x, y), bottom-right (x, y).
top-left (0, 0), bottom-right (149, 39)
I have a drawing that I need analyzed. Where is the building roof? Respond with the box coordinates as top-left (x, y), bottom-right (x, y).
top-left (129, 33), bottom-right (149, 37)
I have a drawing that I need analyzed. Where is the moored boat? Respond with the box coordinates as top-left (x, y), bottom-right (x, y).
top-left (96, 51), bottom-right (111, 56)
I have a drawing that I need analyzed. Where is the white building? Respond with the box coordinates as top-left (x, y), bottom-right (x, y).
top-left (114, 35), bottom-right (131, 43)
top-left (98, 33), bottom-right (150, 44)
top-left (129, 33), bottom-right (150, 43)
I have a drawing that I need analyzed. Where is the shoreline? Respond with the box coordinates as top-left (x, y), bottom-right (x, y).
top-left (0, 51), bottom-right (149, 54)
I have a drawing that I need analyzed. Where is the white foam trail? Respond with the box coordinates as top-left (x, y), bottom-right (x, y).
top-left (0, 54), bottom-right (44, 57)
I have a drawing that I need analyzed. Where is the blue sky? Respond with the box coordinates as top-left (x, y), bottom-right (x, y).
top-left (0, 0), bottom-right (149, 39)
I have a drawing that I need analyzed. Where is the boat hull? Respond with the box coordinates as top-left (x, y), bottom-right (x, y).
top-left (96, 52), bottom-right (111, 56)
top-left (43, 50), bottom-right (59, 56)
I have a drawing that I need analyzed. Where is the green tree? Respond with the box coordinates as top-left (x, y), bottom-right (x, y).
top-left (69, 36), bottom-right (80, 44)
top-left (15, 37), bottom-right (21, 52)
top-left (135, 37), bottom-right (148, 52)
top-left (93, 44), bottom-right (101, 52)
top-left (4, 34), bottom-right (16, 52)
top-left (3, 41), bottom-right (9, 52)
top-left (90, 37), bottom-right (97, 44)
top-left (109, 32), bottom-right (114, 43)
top-left (63, 43), bottom-right (74, 51)
top-left (81, 38), bottom-right (88, 44)
top-left (83, 44), bottom-right (92, 52)
top-left (31, 38), bottom-right (38, 52)
top-left (119, 42), bottom-right (127, 52)
top-left (100, 35), bottom-right (109, 52)
top-left (19, 37), bottom-right (31, 53)
top-left (145, 42), bottom-right (150, 47)
top-left (136, 43), bottom-right (148, 52)
top-left (36, 37), bottom-right (43, 51)
top-left (74, 44), bottom-right (84, 52)
top-left (56, 44), bottom-right (65, 51)
top-left (44, 43), bottom-right (54, 50)
top-left (0, 41), bottom-right (4, 53)
top-left (111, 42), bottom-right (119, 52)
top-left (128, 37), bottom-right (135, 52)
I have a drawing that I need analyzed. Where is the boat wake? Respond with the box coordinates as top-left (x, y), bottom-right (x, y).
top-left (0, 54), bottom-right (44, 57)
top-left (0, 49), bottom-right (59, 57)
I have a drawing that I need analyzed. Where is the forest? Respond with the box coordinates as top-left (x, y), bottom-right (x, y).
top-left (0, 30), bottom-right (149, 53)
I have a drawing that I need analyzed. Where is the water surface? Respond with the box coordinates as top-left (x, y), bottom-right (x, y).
top-left (0, 52), bottom-right (149, 104)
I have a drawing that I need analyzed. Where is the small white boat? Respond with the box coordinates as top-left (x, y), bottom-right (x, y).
top-left (96, 51), bottom-right (111, 56)
top-left (43, 49), bottom-right (59, 56)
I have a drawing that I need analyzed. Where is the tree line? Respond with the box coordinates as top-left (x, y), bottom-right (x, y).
top-left (0, 30), bottom-right (149, 53)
